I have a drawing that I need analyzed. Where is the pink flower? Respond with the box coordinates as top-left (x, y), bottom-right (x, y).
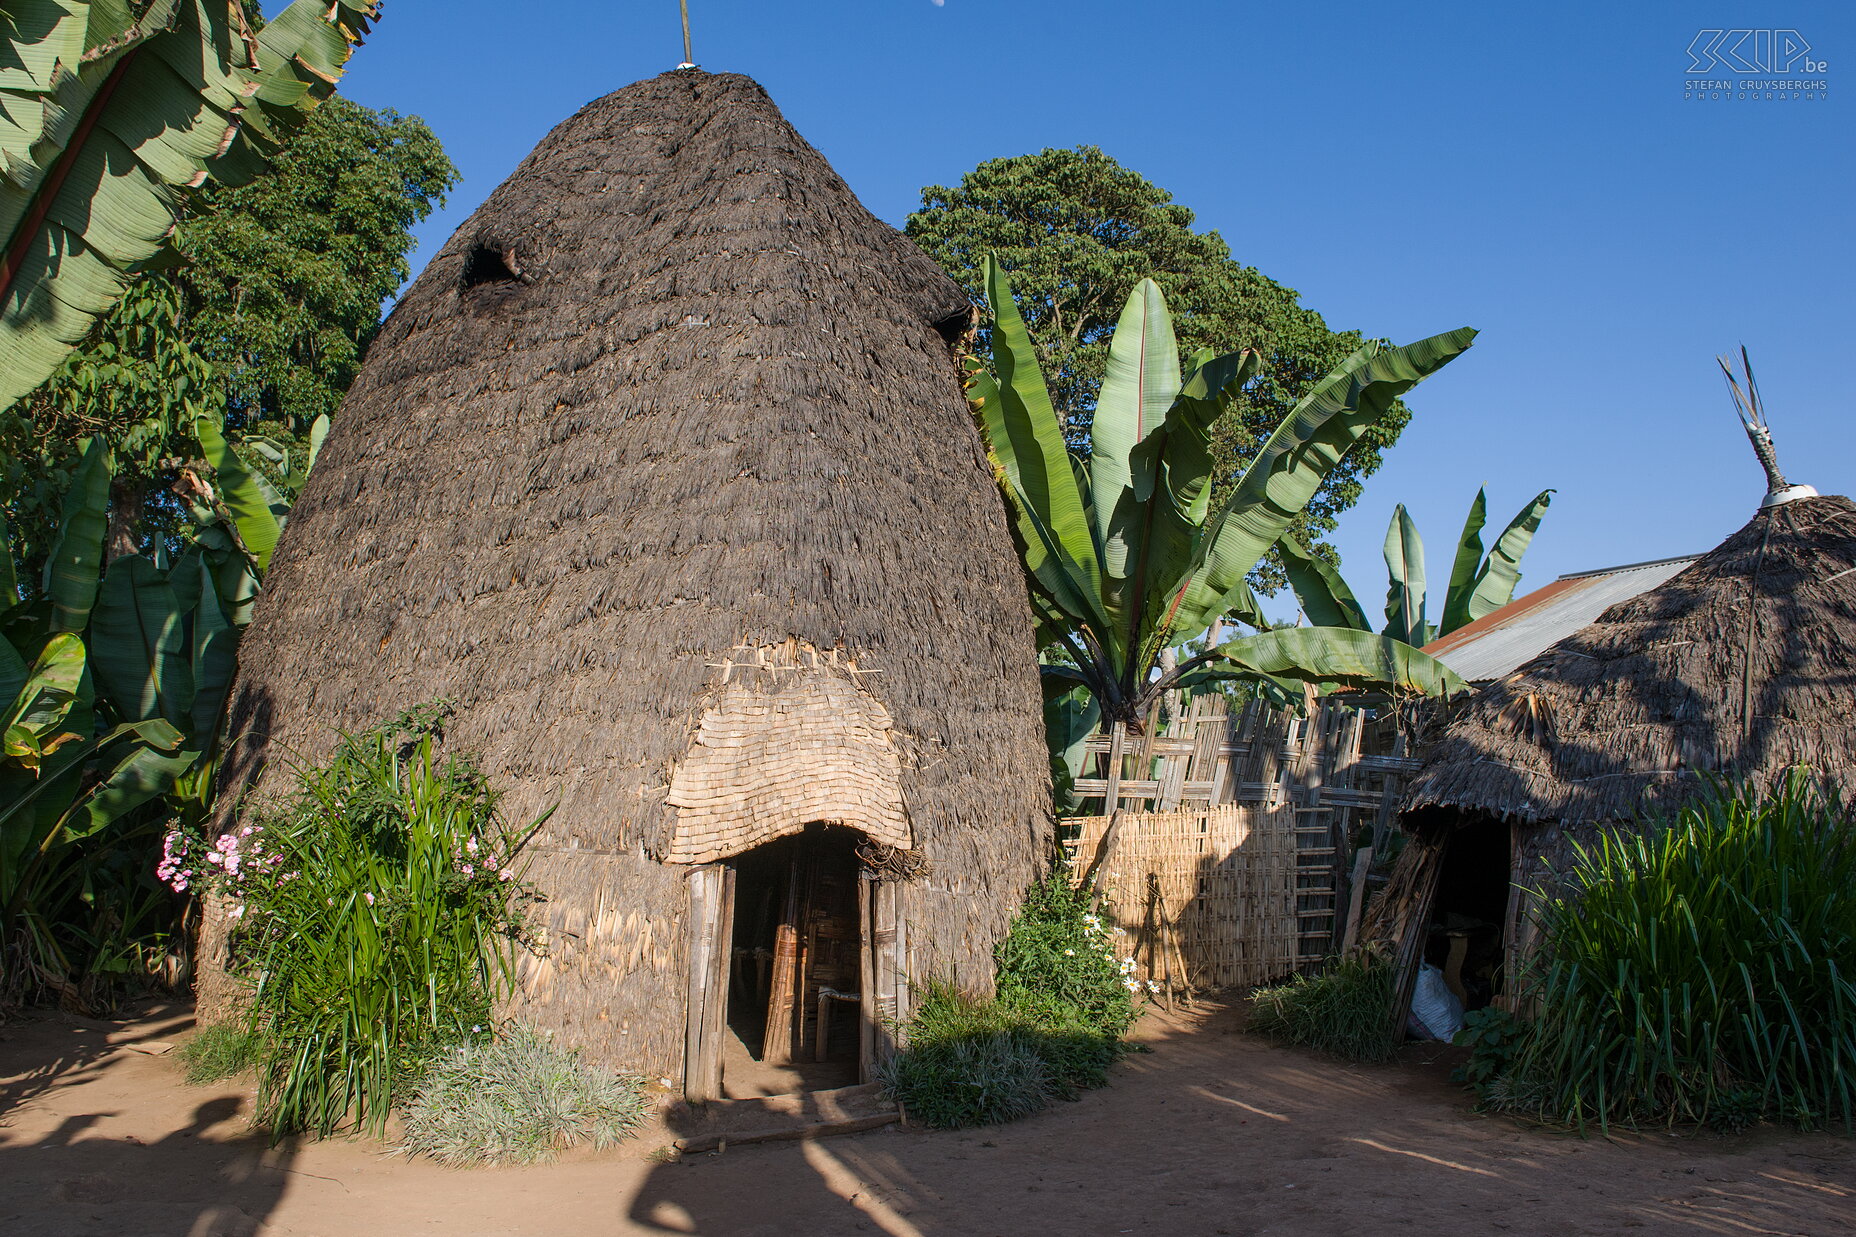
top-left (460, 863), bottom-right (474, 876)
top-left (499, 869), bottom-right (514, 882)
top-left (207, 852), bottom-right (224, 866)
top-left (364, 892), bottom-right (375, 905)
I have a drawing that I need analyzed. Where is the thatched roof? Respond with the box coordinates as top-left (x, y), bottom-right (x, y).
top-left (1401, 494), bottom-right (1856, 828)
top-left (214, 71), bottom-right (1051, 1050)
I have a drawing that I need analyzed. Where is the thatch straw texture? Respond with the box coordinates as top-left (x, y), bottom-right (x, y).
top-left (208, 70), bottom-right (1050, 1074)
top-left (1402, 495), bottom-right (1856, 829)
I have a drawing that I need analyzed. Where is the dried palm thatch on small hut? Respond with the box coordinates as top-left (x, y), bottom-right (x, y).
top-left (1367, 411), bottom-right (1856, 1025)
top-left (200, 70), bottom-right (1050, 1092)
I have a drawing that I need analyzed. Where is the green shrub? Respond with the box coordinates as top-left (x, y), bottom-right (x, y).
top-left (880, 876), bottom-right (1138, 1127)
top-left (876, 987), bottom-right (1059, 1129)
top-left (1247, 950), bottom-right (1398, 1062)
top-left (399, 1025), bottom-right (650, 1166)
top-left (1492, 775), bottom-right (1856, 1132)
top-left (1452, 1006), bottom-right (1522, 1097)
top-left (179, 1023), bottom-right (261, 1084)
top-left (171, 704), bottom-right (544, 1137)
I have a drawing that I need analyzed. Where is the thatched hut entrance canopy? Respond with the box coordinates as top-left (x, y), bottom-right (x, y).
top-left (1368, 494), bottom-right (1856, 1017)
top-left (211, 70), bottom-right (1051, 1098)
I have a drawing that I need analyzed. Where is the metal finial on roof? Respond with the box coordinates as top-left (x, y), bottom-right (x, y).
top-left (675, 0), bottom-right (697, 69)
top-left (1719, 346), bottom-right (1816, 509)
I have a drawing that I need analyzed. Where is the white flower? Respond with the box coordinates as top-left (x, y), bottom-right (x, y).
top-left (1063, 948), bottom-right (1075, 956)
top-left (227, 904), bottom-right (245, 920)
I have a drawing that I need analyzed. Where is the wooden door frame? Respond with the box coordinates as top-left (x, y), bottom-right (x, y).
top-left (682, 863), bottom-right (734, 1103)
top-left (683, 840), bottom-right (910, 1099)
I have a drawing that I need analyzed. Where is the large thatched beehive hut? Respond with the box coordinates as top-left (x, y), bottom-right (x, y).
top-left (1367, 484), bottom-right (1856, 1019)
top-left (207, 70), bottom-right (1050, 1098)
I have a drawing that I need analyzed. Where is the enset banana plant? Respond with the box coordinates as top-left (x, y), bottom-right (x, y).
top-left (1278, 487), bottom-right (1554, 649)
top-left (0, 414), bottom-right (299, 940)
top-left (969, 256), bottom-right (1475, 732)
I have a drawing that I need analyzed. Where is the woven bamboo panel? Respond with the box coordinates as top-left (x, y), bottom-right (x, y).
top-left (1071, 805), bottom-right (1303, 995)
top-left (1064, 695), bottom-right (1420, 994)
top-left (665, 642), bottom-right (911, 864)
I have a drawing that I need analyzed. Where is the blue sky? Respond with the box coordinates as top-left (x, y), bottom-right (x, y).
top-left (337, 1), bottom-right (1851, 608)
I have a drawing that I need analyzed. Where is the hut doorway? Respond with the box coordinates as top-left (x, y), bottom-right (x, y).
top-left (684, 825), bottom-right (883, 1101)
top-left (1423, 823), bottom-right (1513, 1011)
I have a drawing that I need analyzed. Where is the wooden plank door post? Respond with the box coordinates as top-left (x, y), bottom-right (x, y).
top-left (860, 874), bottom-right (903, 1082)
top-left (683, 864), bottom-right (733, 1103)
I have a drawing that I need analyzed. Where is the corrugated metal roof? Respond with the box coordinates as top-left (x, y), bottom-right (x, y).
top-left (1422, 554), bottom-right (1701, 682)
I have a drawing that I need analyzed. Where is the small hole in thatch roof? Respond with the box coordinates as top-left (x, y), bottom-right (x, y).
top-left (932, 306), bottom-right (975, 350)
top-left (462, 244), bottom-right (522, 290)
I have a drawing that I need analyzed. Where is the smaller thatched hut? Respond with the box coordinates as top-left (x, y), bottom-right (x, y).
top-left (1367, 478), bottom-right (1856, 1021)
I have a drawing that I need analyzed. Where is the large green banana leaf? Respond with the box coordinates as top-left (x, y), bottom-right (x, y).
top-left (193, 412), bottom-right (284, 571)
top-left (1436, 488), bottom-right (1488, 635)
top-left (90, 554), bottom-right (189, 724)
top-left (1091, 278), bottom-right (1179, 629)
top-left (1130, 345), bottom-right (1262, 661)
top-left (1, 630), bottom-right (86, 771)
top-left (1207, 627), bottom-right (1470, 699)
top-left (1464, 489), bottom-right (1554, 624)
top-left (0, 715), bottom-right (182, 912)
top-left (1382, 504), bottom-right (1427, 646)
top-left (1164, 328), bottom-right (1478, 641)
top-left (974, 259), bottom-right (1112, 645)
top-left (0, 0), bottom-right (378, 412)
top-left (41, 436), bottom-right (110, 632)
top-left (1041, 676), bottom-right (1101, 813)
top-left (1277, 535), bottom-right (1371, 631)
top-left (187, 564), bottom-right (235, 745)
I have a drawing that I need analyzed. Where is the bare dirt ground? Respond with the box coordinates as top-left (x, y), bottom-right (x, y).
top-left (3, 1000), bottom-right (1852, 1237)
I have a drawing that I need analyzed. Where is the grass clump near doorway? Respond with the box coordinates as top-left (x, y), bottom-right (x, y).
top-left (879, 876), bottom-right (1138, 1128)
top-left (176, 703), bottom-right (547, 1138)
top-left (178, 1024), bottom-right (262, 1084)
top-left (1246, 951), bottom-right (1399, 1063)
top-left (1488, 776), bottom-right (1856, 1132)
top-left (399, 1025), bottom-right (650, 1165)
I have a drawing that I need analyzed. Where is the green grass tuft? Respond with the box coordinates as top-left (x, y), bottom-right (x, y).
top-left (399, 1025), bottom-right (651, 1166)
top-left (1247, 951), bottom-right (1398, 1063)
top-left (179, 1023), bottom-right (262, 1084)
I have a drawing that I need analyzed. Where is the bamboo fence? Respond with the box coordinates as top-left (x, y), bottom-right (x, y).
top-left (1065, 695), bottom-right (1419, 1001)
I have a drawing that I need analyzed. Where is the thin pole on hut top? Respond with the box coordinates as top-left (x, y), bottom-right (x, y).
top-left (678, 0), bottom-right (696, 69)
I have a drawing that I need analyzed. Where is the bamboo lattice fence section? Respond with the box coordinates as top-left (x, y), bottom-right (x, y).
top-left (1065, 695), bottom-right (1419, 999)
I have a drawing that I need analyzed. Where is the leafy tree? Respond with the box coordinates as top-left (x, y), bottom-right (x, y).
top-left (907, 147), bottom-right (1409, 588)
top-left (1, 99), bottom-right (456, 577)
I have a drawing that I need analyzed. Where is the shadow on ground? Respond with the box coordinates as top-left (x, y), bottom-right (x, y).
top-left (1, 1004), bottom-right (295, 1237)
